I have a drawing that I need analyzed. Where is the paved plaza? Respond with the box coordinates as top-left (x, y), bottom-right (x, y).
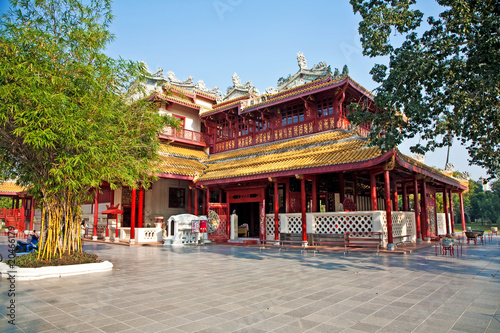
top-left (0, 236), bottom-right (499, 333)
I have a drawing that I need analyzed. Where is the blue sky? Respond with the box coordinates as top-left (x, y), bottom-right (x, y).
top-left (0, 0), bottom-right (489, 180)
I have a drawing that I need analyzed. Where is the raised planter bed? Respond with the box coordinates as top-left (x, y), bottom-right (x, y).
top-left (0, 261), bottom-right (113, 280)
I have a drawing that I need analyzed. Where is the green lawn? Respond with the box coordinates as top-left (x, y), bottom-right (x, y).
top-left (454, 222), bottom-right (499, 233)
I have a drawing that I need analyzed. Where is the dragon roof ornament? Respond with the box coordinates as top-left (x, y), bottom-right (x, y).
top-left (277, 52), bottom-right (333, 91)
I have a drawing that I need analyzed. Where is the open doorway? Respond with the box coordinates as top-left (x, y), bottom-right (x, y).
top-left (231, 202), bottom-right (260, 237)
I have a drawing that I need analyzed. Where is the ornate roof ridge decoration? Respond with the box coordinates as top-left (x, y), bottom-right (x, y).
top-left (163, 83), bottom-right (196, 99)
top-left (276, 52), bottom-right (332, 91)
top-left (200, 95), bottom-right (251, 116)
top-left (207, 130), bottom-right (361, 163)
top-left (152, 93), bottom-right (201, 110)
top-left (142, 63), bottom-right (222, 100)
top-left (223, 73), bottom-right (260, 102)
top-left (241, 74), bottom-right (349, 112)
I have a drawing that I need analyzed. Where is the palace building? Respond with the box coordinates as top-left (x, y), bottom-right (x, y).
top-left (1, 53), bottom-right (469, 249)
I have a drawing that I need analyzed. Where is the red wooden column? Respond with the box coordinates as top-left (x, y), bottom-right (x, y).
top-left (421, 180), bottom-right (429, 240)
top-left (274, 181), bottom-right (279, 241)
top-left (392, 181), bottom-right (398, 211)
top-left (284, 179), bottom-right (290, 213)
top-left (402, 183), bottom-right (408, 212)
top-left (194, 188), bottom-right (198, 216)
top-left (115, 209), bottom-right (120, 241)
top-left (93, 189), bottom-right (98, 240)
top-left (205, 188), bottom-right (210, 215)
top-left (29, 198), bottom-right (35, 231)
top-left (443, 189), bottom-right (450, 236)
top-left (312, 176), bottom-right (318, 213)
top-left (339, 172), bottom-right (345, 205)
top-left (459, 192), bottom-right (466, 232)
top-left (370, 171), bottom-right (377, 210)
top-left (130, 188), bottom-right (136, 244)
top-left (19, 199), bottom-right (25, 234)
top-left (353, 173), bottom-right (357, 208)
top-left (449, 189), bottom-right (455, 234)
top-left (188, 187), bottom-right (192, 214)
top-left (384, 170), bottom-right (394, 250)
top-left (413, 176), bottom-right (422, 243)
top-left (301, 177), bottom-right (307, 246)
top-left (138, 189), bottom-right (144, 228)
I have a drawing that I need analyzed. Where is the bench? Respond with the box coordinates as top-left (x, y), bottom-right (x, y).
top-left (345, 231), bottom-right (382, 255)
top-left (312, 233), bottom-right (347, 254)
top-left (394, 234), bottom-right (412, 246)
top-left (260, 233), bottom-right (309, 253)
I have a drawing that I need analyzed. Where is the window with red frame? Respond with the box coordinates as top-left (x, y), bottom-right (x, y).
top-left (172, 115), bottom-right (185, 128)
top-left (281, 103), bottom-right (305, 126)
top-left (216, 118), bottom-right (233, 140)
top-left (317, 97), bottom-right (334, 117)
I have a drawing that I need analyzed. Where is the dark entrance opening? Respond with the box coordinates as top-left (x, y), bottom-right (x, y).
top-left (231, 202), bottom-right (260, 237)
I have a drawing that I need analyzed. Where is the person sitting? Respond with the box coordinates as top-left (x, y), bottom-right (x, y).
top-left (16, 230), bottom-right (39, 252)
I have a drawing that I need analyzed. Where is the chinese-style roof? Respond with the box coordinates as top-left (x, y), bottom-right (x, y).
top-left (195, 130), bottom-right (467, 191)
top-left (200, 94), bottom-right (250, 117)
top-left (198, 130), bottom-right (381, 182)
top-left (155, 143), bottom-right (207, 177)
top-left (158, 143), bottom-right (208, 160)
top-left (0, 181), bottom-right (27, 195)
top-left (242, 75), bottom-right (373, 113)
top-left (395, 151), bottom-right (469, 190)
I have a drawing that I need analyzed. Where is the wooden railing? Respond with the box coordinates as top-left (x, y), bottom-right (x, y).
top-left (162, 127), bottom-right (210, 146)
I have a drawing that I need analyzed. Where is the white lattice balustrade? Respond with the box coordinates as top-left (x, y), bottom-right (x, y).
top-left (265, 215), bottom-right (280, 238)
top-left (313, 212), bottom-right (373, 234)
top-left (136, 228), bottom-right (162, 243)
top-left (378, 211), bottom-right (417, 245)
top-left (287, 215), bottom-right (303, 234)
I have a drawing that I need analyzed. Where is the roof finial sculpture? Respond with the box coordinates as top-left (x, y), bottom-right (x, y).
top-left (167, 71), bottom-right (180, 83)
top-left (153, 67), bottom-right (164, 78)
top-left (342, 65), bottom-right (349, 76)
top-left (197, 80), bottom-right (207, 91)
top-left (297, 51), bottom-right (307, 69)
top-left (232, 72), bottom-right (241, 86)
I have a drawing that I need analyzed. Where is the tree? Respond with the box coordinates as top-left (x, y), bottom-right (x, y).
top-left (348, 0), bottom-right (500, 178)
top-left (0, 197), bottom-right (11, 209)
top-left (0, 0), bottom-right (177, 259)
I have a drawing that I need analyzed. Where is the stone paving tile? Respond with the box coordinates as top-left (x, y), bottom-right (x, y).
top-left (1, 236), bottom-right (499, 332)
top-left (306, 322), bottom-right (344, 332)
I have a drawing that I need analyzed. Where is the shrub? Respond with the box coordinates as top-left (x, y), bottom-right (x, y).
top-left (12, 251), bottom-right (101, 268)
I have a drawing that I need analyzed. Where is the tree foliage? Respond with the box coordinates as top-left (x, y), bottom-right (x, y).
top-left (0, 0), bottom-right (177, 259)
top-left (348, 0), bottom-right (500, 178)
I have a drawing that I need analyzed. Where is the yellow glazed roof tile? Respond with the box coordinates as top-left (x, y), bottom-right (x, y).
top-left (158, 143), bottom-right (207, 160)
top-left (0, 181), bottom-right (26, 194)
top-left (156, 155), bottom-right (206, 177)
top-left (198, 131), bottom-right (381, 181)
top-left (156, 143), bottom-right (207, 177)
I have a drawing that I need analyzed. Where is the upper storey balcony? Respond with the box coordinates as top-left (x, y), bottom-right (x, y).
top-left (160, 126), bottom-right (212, 147)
